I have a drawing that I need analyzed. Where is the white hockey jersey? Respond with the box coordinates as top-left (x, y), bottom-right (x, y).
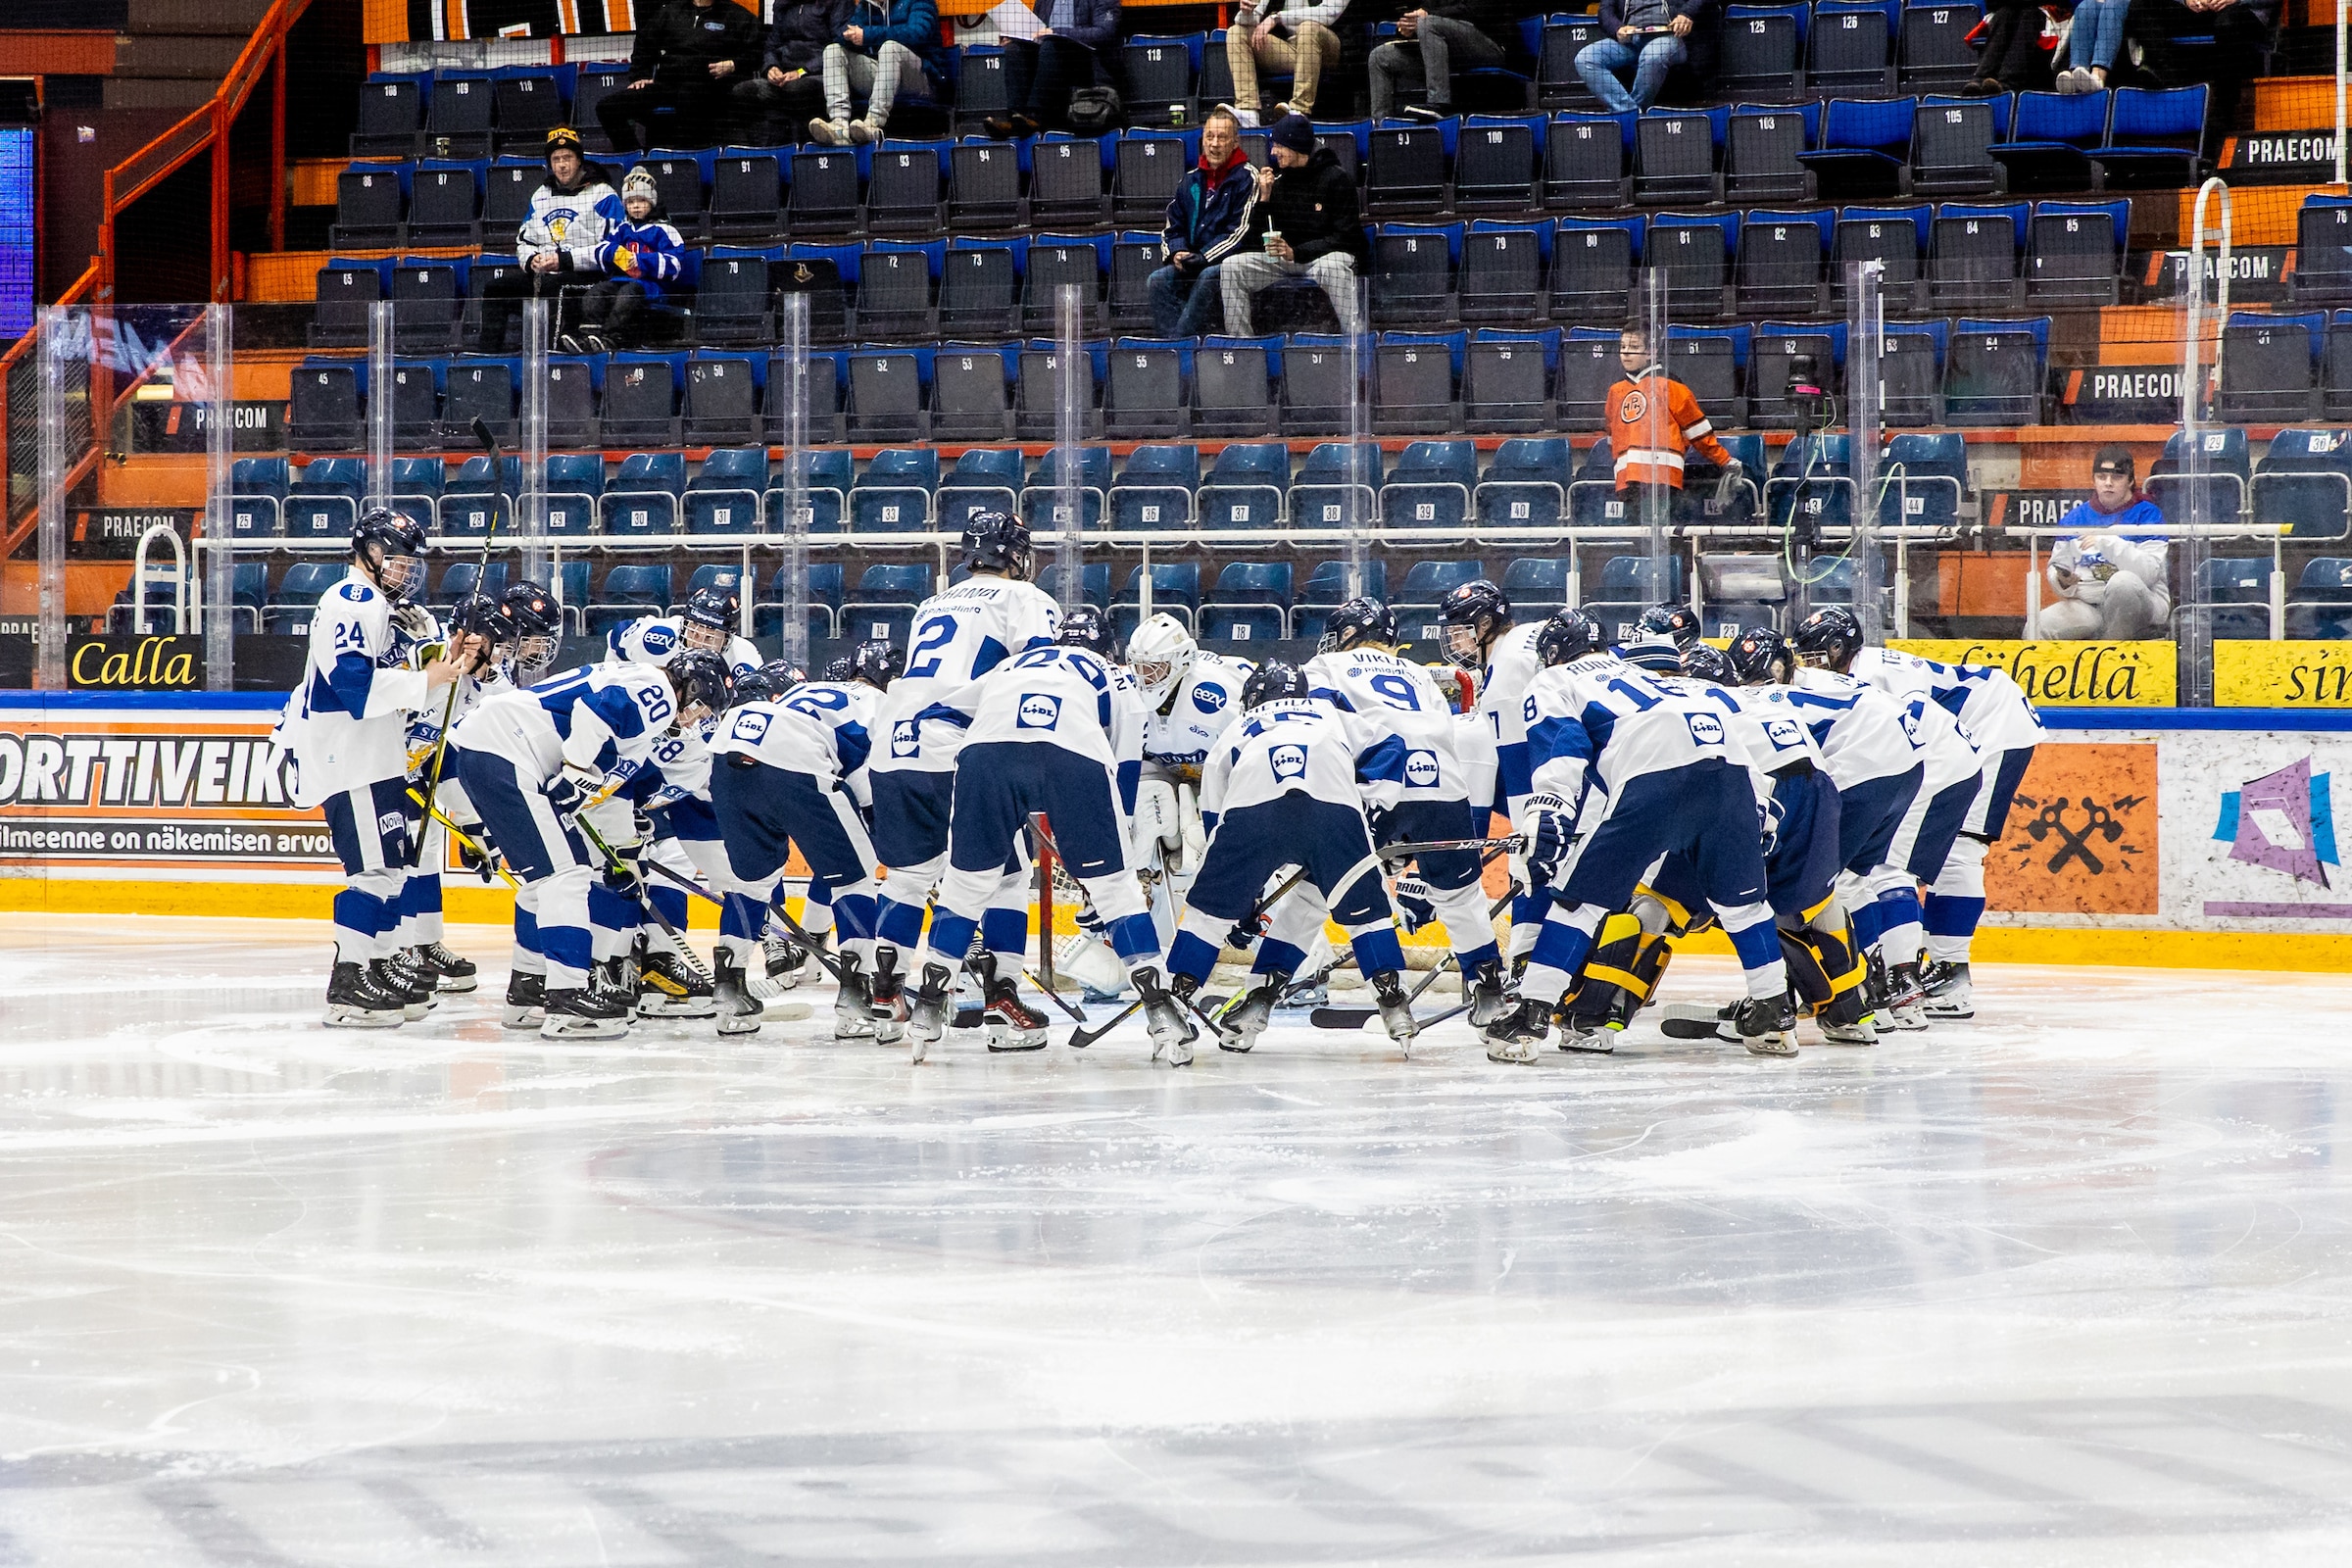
top-left (1303, 647), bottom-right (1475, 809)
top-left (1786, 667), bottom-right (1924, 788)
top-left (515, 175), bottom-right (622, 272)
top-left (1476, 621), bottom-right (1545, 814)
top-left (1141, 650), bottom-right (1254, 774)
top-left (963, 646), bottom-right (1144, 804)
top-left (449, 662), bottom-right (677, 787)
top-left (712, 680), bottom-right (881, 807)
top-left (605, 613), bottom-right (761, 678)
top-left (1524, 655), bottom-right (1738, 806)
top-left (872, 575), bottom-right (1060, 774)
top-left (1661, 678), bottom-right (1825, 808)
top-left (275, 567), bottom-right (433, 808)
top-left (1850, 646), bottom-right (2045, 755)
top-left (1200, 698), bottom-right (1365, 829)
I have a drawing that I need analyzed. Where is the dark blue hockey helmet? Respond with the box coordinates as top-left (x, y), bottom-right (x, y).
top-left (352, 507), bottom-right (428, 602)
top-left (665, 648), bottom-right (734, 723)
top-left (822, 654), bottom-right (857, 681)
top-left (1317, 596), bottom-right (1398, 654)
top-left (501, 581), bottom-right (563, 681)
top-left (1636, 602), bottom-right (1703, 650)
top-left (732, 659), bottom-right (805, 706)
top-left (1056, 605), bottom-right (1117, 659)
top-left (852, 637), bottom-right (906, 689)
top-left (1725, 625), bottom-right (1796, 686)
top-left (1681, 642), bottom-right (1737, 685)
top-left (1536, 608), bottom-right (1605, 668)
top-left (960, 508), bottom-right (1033, 580)
top-left (682, 584), bottom-right (740, 651)
top-left (1793, 606), bottom-right (1865, 671)
top-left (1438, 578), bottom-right (1512, 669)
top-left (1240, 662), bottom-right (1310, 710)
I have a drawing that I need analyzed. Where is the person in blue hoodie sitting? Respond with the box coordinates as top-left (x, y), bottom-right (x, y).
top-left (560, 167), bottom-right (685, 355)
top-left (810, 0), bottom-right (945, 145)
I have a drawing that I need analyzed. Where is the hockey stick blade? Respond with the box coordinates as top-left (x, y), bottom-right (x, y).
top-left (1022, 969), bottom-right (1091, 1026)
top-left (1657, 1003), bottom-right (1732, 1041)
top-left (1066, 996), bottom-right (1144, 1050)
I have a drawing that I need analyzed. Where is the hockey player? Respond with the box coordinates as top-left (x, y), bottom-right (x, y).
top-left (1125, 612), bottom-right (1251, 903)
top-left (1633, 601), bottom-right (1703, 652)
top-left (1484, 611), bottom-right (1794, 1062)
top-left (1438, 578), bottom-right (1546, 960)
top-left (459, 583), bottom-right (566, 1027)
top-left (865, 511), bottom-right (1059, 1027)
top-left (905, 639), bottom-right (1182, 1064)
top-left (1843, 637), bottom-right (2043, 1018)
top-left (449, 651), bottom-right (732, 1039)
top-left (391, 592), bottom-right (515, 997)
top-left (709, 656), bottom-right (885, 1038)
top-left (1298, 596), bottom-right (1507, 1026)
top-left (1166, 663), bottom-right (1422, 1054)
top-left (606, 585), bottom-right (762, 676)
top-left (274, 509), bottom-right (465, 1027)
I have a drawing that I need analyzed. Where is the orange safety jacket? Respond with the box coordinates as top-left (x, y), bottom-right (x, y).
top-left (1606, 364), bottom-right (1734, 490)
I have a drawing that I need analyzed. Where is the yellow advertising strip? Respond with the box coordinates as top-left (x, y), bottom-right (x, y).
top-left (1886, 640), bottom-right (2178, 707)
top-left (1672, 925), bottom-right (2352, 973)
top-left (2212, 640), bottom-right (2352, 708)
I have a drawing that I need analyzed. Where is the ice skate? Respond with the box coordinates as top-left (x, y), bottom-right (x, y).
top-left (866, 949), bottom-right (908, 1021)
top-left (1733, 994), bottom-right (1800, 1056)
top-left (906, 961), bottom-right (955, 1049)
top-left (1135, 966), bottom-right (1196, 1066)
top-left (1211, 978), bottom-right (1283, 1053)
top-left (637, 949), bottom-right (716, 1018)
top-left (541, 987), bottom-right (630, 1040)
top-left (1882, 961), bottom-right (1930, 1030)
top-left (1556, 1012), bottom-right (1617, 1054)
top-left (1482, 997), bottom-right (1548, 1063)
top-left (323, 960), bottom-right (407, 1028)
top-left (1370, 970), bottom-right (1419, 1051)
top-left (832, 954), bottom-right (877, 1041)
top-left (371, 956), bottom-right (433, 1021)
top-left (1466, 958), bottom-right (1508, 1027)
top-left (592, 955), bottom-right (638, 1017)
top-left (981, 977), bottom-right (1051, 1052)
top-left (1817, 1013), bottom-right (1879, 1046)
top-left (762, 930), bottom-right (812, 990)
top-left (502, 969), bottom-right (547, 1029)
top-left (712, 956), bottom-right (762, 1035)
top-left (1920, 959), bottom-right (1974, 1018)
top-left (419, 941), bottom-right (477, 993)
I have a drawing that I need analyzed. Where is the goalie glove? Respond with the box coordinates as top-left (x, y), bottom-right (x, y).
top-left (1522, 793), bottom-right (1579, 889)
top-left (1393, 874), bottom-right (1438, 934)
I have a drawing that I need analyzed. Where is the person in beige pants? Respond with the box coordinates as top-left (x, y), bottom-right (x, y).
top-left (1226, 0), bottom-right (1352, 122)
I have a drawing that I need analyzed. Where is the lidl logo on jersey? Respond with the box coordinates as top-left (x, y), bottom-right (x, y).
top-left (1192, 684), bottom-right (1228, 715)
top-left (1762, 717), bottom-right (1802, 751)
top-left (1016, 693), bottom-right (1062, 729)
top-left (729, 710), bottom-right (771, 744)
top-left (1686, 712), bottom-right (1726, 747)
top-left (1403, 749), bottom-right (1440, 788)
top-left (1270, 743), bottom-right (1308, 780)
top-left (891, 718), bottom-right (919, 758)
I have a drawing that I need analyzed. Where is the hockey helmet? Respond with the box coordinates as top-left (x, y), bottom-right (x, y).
top-left (352, 508), bottom-right (428, 603)
top-left (681, 584), bottom-right (740, 653)
top-left (852, 637), bottom-right (906, 689)
top-left (1056, 605), bottom-right (1117, 659)
top-left (664, 649), bottom-right (734, 726)
top-left (1636, 602), bottom-right (1703, 651)
top-left (1536, 608), bottom-right (1605, 668)
top-left (1793, 606), bottom-right (1865, 672)
top-left (1240, 661), bottom-right (1310, 710)
top-left (1681, 642), bottom-right (1737, 685)
top-left (1725, 625), bottom-right (1795, 686)
top-left (1437, 578), bottom-right (1512, 670)
top-left (733, 659), bottom-right (804, 706)
top-left (1317, 596), bottom-right (1398, 655)
top-left (959, 508), bottom-right (1034, 579)
top-left (1619, 635), bottom-right (1684, 674)
top-left (1126, 612), bottom-right (1197, 708)
top-left (821, 654), bottom-right (857, 681)
top-left (501, 581), bottom-right (563, 682)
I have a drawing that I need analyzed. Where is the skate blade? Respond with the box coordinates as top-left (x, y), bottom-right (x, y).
top-left (637, 999), bottom-right (717, 1019)
top-left (984, 1028), bottom-right (1049, 1053)
top-left (1742, 1035), bottom-right (1799, 1057)
top-left (1484, 1041), bottom-right (1539, 1064)
top-left (541, 1020), bottom-right (628, 1041)
top-left (435, 976), bottom-right (479, 994)
top-left (1557, 1034), bottom-right (1616, 1054)
top-left (323, 1008), bottom-right (405, 1030)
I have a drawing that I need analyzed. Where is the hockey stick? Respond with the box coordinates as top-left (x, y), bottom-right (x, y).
top-left (1305, 956), bottom-right (1452, 1030)
top-left (1278, 846), bottom-right (1518, 1010)
top-left (625, 852), bottom-right (856, 989)
top-left (403, 788), bottom-right (522, 889)
top-left (571, 809), bottom-right (715, 989)
top-left (1378, 834), bottom-right (1526, 861)
top-left (409, 416), bottom-right (506, 868)
top-left (1031, 814), bottom-right (1224, 1036)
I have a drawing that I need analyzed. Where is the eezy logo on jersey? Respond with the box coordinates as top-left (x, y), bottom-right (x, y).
top-left (1403, 749), bottom-right (1440, 788)
top-left (339, 582), bottom-right (370, 602)
top-left (1685, 712), bottom-right (1726, 747)
top-left (1192, 683), bottom-right (1228, 715)
top-left (642, 624), bottom-right (678, 657)
top-left (1270, 743), bottom-right (1307, 780)
top-left (1016, 693), bottom-right (1062, 728)
top-left (891, 718), bottom-right (919, 758)
top-left (730, 710), bottom-right (771, 744)
top-left (1762, 716), bottom-right (1802, 751)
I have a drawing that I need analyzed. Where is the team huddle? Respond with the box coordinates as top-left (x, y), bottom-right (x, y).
top-left (273, 506), bottom-right (2042, 1066)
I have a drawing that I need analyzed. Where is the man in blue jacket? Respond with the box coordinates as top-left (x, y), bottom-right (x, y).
top-left (983, 0), bottom-right (1122, 138)
top-left (811, 0), bottom-right (945, 145)
top-left (1148, 106), bottom-right (1259, 337)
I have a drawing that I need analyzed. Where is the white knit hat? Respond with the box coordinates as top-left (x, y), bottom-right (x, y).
top-left (622, 166), bottom-right (659, 202)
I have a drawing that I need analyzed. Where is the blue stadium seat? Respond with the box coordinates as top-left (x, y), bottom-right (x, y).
top-left (2096, 84), bottom-right (2206, 188)
top-left (850, 447), bottom-right (940, 536)
top-left (1383, 439), bottom-right (1480, 543)
top-left (850, 564), bottom-right (937, 605)
top-left (1500, 557), bottom-right (1572, 617)
top-left (1110, 443), bottom-right (1200, 532)
top-left (769, 449), bottom-right (853, 535)
top-left (1111, 562), bottom-right (1201, 638)
top-left (2252, 428), bottom-right (2352, 540)
top-left (439, 454), bottom-right (520, 538)
top-left (1583, 555), bottom-right (1687, 644)
top-left (2200, 557), bottom-right (2274, 640)
top-left (384, 456), bottom-right (444, 533)
top-left (1021, 443), bottom-right (1113, 530)
top-left (1797, 95), bottom-right (1915, 200)
top-left (586, 563), bottom-right (674, 633)
top-left (1199, 441), bottom-right (1291, 536)
top-left (601, 452), bottom-right (685, 537)
top-left (432, 560), bottom-right (510, 607)
top-left (2289, 557), bottom-right (2352, 639)
top-left (266, 562), bottom-right (347, 634)
top-left (1393, 560), bottom-right (1488, 648)
top-left (230, 457), bottom-right (288, 541)
top-left (2148, 425), bottom-right (2250, 526)
top-left (1475, 437), bottom-right (1573, 534)
top-left (1202, 558), bottom-right (1292, 643)
top-left (1992, 89), bottom-right (2106, 191)
top-left (754, 562), bottom-right (843, 642)
top-left (1880, 431), bottom-right (1970, 528)
top-left (1292, 442), bottom-right (1385, 532)
top-left (1037, 561), bottom-right (1112, 609)
top-left (287, 458), bottom-right (366, 540)
top-left (686, 448), bottom-right (769, 535)
top-left (937, 446), bottom-right (1026, 535)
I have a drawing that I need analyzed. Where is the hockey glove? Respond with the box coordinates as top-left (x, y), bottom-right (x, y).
top-left (544, 772), bottom-right (587, 816)
top-left (458, 829), bottom-right (498, 883)
top-left (1759, 797), bottom-right (1784, 858)
top-left (1393, 874), bottom-right (1438, 935)
top-left (602, 843), bottom-right (644, 896)
top-left (1524, 793), bottom-right (1578, 889)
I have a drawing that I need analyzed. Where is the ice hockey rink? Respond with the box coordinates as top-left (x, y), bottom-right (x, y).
top-left (8, 912), bottom-right (2352, 1566)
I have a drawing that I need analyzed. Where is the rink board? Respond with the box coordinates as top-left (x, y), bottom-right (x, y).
top-left (3, 694), bottom-right (2352, 968)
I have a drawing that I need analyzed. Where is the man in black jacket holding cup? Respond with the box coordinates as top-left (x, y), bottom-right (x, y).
top-left (1217, 114), bottom-right (1367, 335)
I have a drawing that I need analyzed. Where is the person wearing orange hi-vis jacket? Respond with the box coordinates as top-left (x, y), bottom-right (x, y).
top-left (1605, 321), bottom-right (1741, 495)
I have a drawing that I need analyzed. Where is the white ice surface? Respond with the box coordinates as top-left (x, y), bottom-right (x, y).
top-left (6, 913), bottom-right (2352, 1565)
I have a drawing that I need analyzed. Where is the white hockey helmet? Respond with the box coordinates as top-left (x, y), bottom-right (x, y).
top-left (1126, 612), bottom-right (1197, 708)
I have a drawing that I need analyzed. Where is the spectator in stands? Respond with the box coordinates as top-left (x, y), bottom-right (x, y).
top-left (981, 0), bottom-right (1124, 139)
top-left (559, 168), bottom-right (686, 355)
top-left (1148, 106), bottom-right (1258, 336)
top-left (2056, 0), bottom-right (2130, 91)
top-left (1607, 320), bottom-right (1740, 510)
top-left (1220, 115), bottom-right (1366, 333)
top-left (1575, 0), bottom-right (1716, 115)
top-left (600, 0), bottom-right (765, 154)
top-left (1368, 0), bottom-right (1507, 123)
top-left (731, 0), bottom-right (852, 142)
top-left (479, 128), bottom-right (621, 355)
top-left (1958, 0), bottom-right (2057, 95)
top-left (2128, 0), bottom-right (2278, 146)
top-left (1225, 0), bottom-right (1351, 125)
top-left (809, 0), bottom-right (946, 146)
top-left (2042, 446), bottom-right (2171, 639)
